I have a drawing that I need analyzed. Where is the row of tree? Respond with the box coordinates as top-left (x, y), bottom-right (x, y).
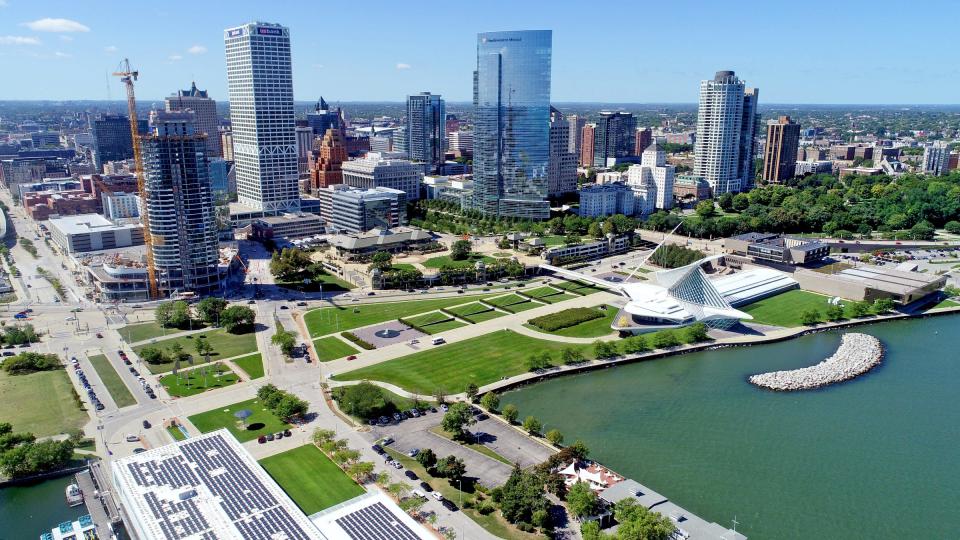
top-left (256, 384), bottom-right (308, 421)
top-left (155, 299), bottom-right (253, 334)
top-left (1, 352), bottom-right (61, 375)
top-left (0, 422), bottom-right (75, 479)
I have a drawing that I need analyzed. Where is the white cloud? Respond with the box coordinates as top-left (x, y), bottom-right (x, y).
top-left (0, 1), bottom-right (9, 7)
top-left (187, 45), bottom-right (207, 55)
top-left (54, 51), bottom-right (71, 58)
top-left (59, 35), bottom-right (73, 42)
top-left (104, 45), bottom-right (118, 53)
top-left (0, 35), bottom-right (41, 45)
top-left (168, 54), bottom-right (183, 62)
top-left (396, 63), bottom-right (412, 70)
top-left (21, 18), bottom-right (90, 33)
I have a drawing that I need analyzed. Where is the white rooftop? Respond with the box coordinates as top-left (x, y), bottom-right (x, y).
top-left (48, 213), bottom-right (140, 235)
top-left (309, 492), bottom-right (432, 540)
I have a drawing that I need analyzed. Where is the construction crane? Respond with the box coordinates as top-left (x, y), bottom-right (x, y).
top-left (113, 58), bottom-right (159, 299)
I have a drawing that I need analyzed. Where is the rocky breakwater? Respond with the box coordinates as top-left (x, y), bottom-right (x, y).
top-left (749, 333), bottom-right (883, 391)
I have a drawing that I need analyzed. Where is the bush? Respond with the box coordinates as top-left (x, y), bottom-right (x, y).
top-left (522, 416), bottom-right (542, 435)
top-left (2, 352), bottom-right (61, 375)
top-left (220, 305), bottom-right (255, 333)
top-left (561, 347), bottom-right (585, 364)
top-left (138, 347), bottom-right (168, 365)
top-left (652, 331), bottom-right (680, 349)
top-left (332, 382), bottom-right (392, 420)
top-left (593, 340), bottom-right (618, 359)
top-left (255, 384), bottom-right (308, 421)
top-left (684, 322), bottom-right (709, 343)
top-left (502, 404), bottom-right (519, 424)
top-left (341, 332), bottom-right (375, 350)
top-left (528, 308), bottom-right (603, 332)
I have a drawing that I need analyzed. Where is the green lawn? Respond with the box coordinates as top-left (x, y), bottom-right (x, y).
top-left (338, 330), bottom-right (594, 395)
top-left (390, 263), bottom-right (417, 271)
top-left (486, 293), bottom-right (540, 312)
top-left (447, 302), bottom-right (505, 323)
top-left (259, 445), bottom-right (364, 514)
top-left (523, 286), bottom-right (577, 303)
top-left (405, 311), bottom-right (468, 334)
top-left (232, 353), bottom-right (264, 379)
top-left (526, 306), bottom-right (619, 338)
top-left (167, 425), bottom-right (187, 441)
top-left (313, 336), bottom-right (358, 362)
top-left (120, 320), bottom-right (207, 343)
top-left (304, 294), bottom-right (498, 337)
top-left (87, 354), bottom-right (136, 407)
top-left (133, 328), bottom-right (258, 374)
top-left (279, 271), bottom-right (354, 293)
top-left (930, 299), bottom-right (959, 310)
top-left (159, 364), bottom-right (240, 397)
top-left (551, 279), bottom-right (605, 295)
top-left (422, 253), bottom-right (496, 269)
top-left (0, 369), bottom-right (87, 437)
top-left (741, 289), bottom-right (836, 327)
top-left (187, 397), bottom-right (290, 442)
top-left (538, 235), bottom-right (567, 246)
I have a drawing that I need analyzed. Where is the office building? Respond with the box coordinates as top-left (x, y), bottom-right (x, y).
top-left (548, 107), bottom-right (577, 196)
top-left (220, 129), bottom-right (234, 161)
top-left (724, 232), bottom-right (828, 266)
top-left (921, 141), bottom-right (950, 176)
top-left (447, 131), bottom-right (473, 156)
top-left (23, 190), bottom-right (100, 221)
top-left (761, 116), bottom-right (800, 184)
top-left (295, 125), bottom-right (315, 175)
top-left (224, 22), bottom-right (300, 213)
top-left (578, 182), bottom-right (635, 217)
top-left (406, 92), bottom-right (446, 173)
top-left (92, 115), bottom-right (144, 172)
top-left (626, 165), bottom-right (657, 216)
top-left (634, 127), bottom-right (652, 157)
top-left (31, 132), bottom-right (61, 148)
top-left (317, 184), bottom-right (407, 233)
top-left (673, 174), bottom-right (711, 201)
top-left (639, 142), bottom-right (675, 209)
top-left (47, 214), bottom-right (144, 254)
top-left (341, 152), bottom-right (422, 201)
top-left (567, 114), bottom-right (586, 155)
top-left (141, 110), bottom-right (220, 295)
top-left (473, 30), bottom-right (552, 219)
top-left (306, 96), bottom-right (342, 136)
top-left (102, 192), bottom-right (140, 219)
top-left (309, 128), bottom-right (348, 190)
top-left (0, 157), bottom-right (68, 190)
top-left (208, 158), bottom-right (234, 198)
top-left (580, 124), bottom-right (596, 167)
top-left (830, 144), bottom-right (873, 161)
top-left (251, 213), bottom-right (324, 240)
top-left (592, 111), bottom-right (636, 167)
top-left (164, 82), bottom-right (221, 157)
top-left (693, 70), bottom-right (759, 195)
top-left (795, 160), bottom-right (833, 176)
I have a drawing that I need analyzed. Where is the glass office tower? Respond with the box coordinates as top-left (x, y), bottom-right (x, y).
top-left (473, 30), bottom-right (552, 219)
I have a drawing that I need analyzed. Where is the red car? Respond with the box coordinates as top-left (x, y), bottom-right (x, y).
top-left (347, 355), bottom-right (358, 361)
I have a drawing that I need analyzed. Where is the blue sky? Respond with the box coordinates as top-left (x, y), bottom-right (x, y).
top-left (0, 0), bottom-right (957, 104)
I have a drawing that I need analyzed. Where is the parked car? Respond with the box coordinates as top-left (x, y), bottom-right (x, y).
top-left (279, 305), bottom-right (289, 310)
top-left (125, 434), bottom-right (140, 442)
top-left (371, 444), bottom-right (384, 454)
top-left (95, 333), bottom-right (103, 338)
top-left (283, 429), bottom-right (291, 437)
top-left (258, 436), bottom-right (267, 444)
top-left (392, 413), bottom-right (402, 422)
top-left (142, 420), bottom-right (151, 429)
top-left (380, 437), bottom-right (394, 446)
top-left (266, 433), bottom-right (275, 441)
top-left (133, 447), bottom-right (146, 454)
top-left (442, 499), bottom-right (458, 512)
top-left (431, 491), bottom-right (444, 501)
top-left (346, 355), bottom-right (357, 361)
top-left (392, 461), bottom-right (403, 470)
top-left (276, 432), bottom-right (284, 439)
top-left (419, 481), bottom-right (432, 492)
top-left (296, 302), bottom-right (307, 306)
top-left (405, 470), bottom-right (418, 480)
top-left (407, 448), bottom-right (419, 458)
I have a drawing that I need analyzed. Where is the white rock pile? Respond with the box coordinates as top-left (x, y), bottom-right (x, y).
top-left (748, 333), bottom-right (883, 391)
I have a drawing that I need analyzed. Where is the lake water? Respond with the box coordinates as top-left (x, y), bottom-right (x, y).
top-left (503, 315), bottom-right (960, 539)
top-left (0, 474), bottom-right (87, 539)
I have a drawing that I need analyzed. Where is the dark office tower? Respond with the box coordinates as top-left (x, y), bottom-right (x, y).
top-left (474, 30), bottom-right (552, 219)
top-left (141, 110), bottom-right (220, 296)
top-left (165, 82), bottom-right (221, 157)
top-left (406, 92), bottom-right (446, 173)
top-left (761, 116), bottom-right (800, 184)
top-left (307, 97), bottom-right (343, 137)
top-left (592, 111), bottom-right (636, 167)
top-left (634, 127), bottom-right (652, 157)
top-left (92, 114), bottom-right (145, 172)
top-left (738, 88), bottom-right (760, 189)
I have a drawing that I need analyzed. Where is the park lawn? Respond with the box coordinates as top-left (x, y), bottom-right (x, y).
top-left (447, 302), bottom-right (506, 323)
top-left (304, 294), bottom-right (498, 337)
top-left (741, 289), bottom-right (836, 327)
top-left (120, 320), bottom-right (207, 343)
top-left (187, 397), bottom-right (290, 443)
top-left (486, 294), bottom-right (540, 312)
top-left (313, 336), bottom-right (358, 362)
top-left (0, 369), bottom-right (87, 437)
top-left (133, 328), bottom-right (258, 374)
top-left (419, 319), bottom-right (466, 334)
top-left (405, 311), bottom-right (451, 326)
top-left (338, 330), bottom-right (594, 395)
top-left (159, 364), bottom-right (240, 398)
top-left (465, 308), bottom-right (506, 323)
top-left (405, 312), bottom-right (467, 334)
top-left (524, 286), bottom-right (564, 299)
top-left (88, 354), bottom-right (136, 407)
top-left (538, 235), bottom-right (567, 246)
top-left (390, 263), bottom-right (417, 271)
top-left (232, 353), bottom-right (265, 379)
top-left (551, 279), bottom-right (605, 295)
top-left (422, 253), bottom-right (496, 269)
top-left (259, 445), bottom-right (364, 515)
top-left (428, 426), bottom-right (512, 465)
top-left (279, 271), bottom-right (354, 293)
top-left (527, 306), bottom-right (619, 339)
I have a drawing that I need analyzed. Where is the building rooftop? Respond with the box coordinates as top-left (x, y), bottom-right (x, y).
top-left (308, 492), bottom-right (432, 540)
top-left (328, 227), bottom-right (433, 251)
top-left (48, 213), bottom-right (140, 234)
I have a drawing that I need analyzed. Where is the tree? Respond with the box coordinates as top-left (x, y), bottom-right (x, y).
top-left (274, 394), bottom-right (309, 420)
top-left (155, 300), bottom-right (192, 329)
top-left (332, 448), bottom-right (361, 465)
top-left (220, 305), bottom-right (255, 333)
top-left (272, 324), bottom-right (297, 357)
top-left (270, 248), bottom-right (316, 281)
top-left (416, 448), bottom-right (437, 468)
top-left (434, 455), bottom-right (467, 481)
top-left (465, 383), bottom-right (479, 403)
top-left (138, 347), bottom-right (167, 366)
top-left (312, 429), bottom-right (336, 445)
top-left (909, 220), bottom-right (935, 241)
top-left (588, 221), bottom-right (604, 239)
top-left (732, 192), bottom-right (750, 212)
top-left (522, 416), bottom-right (543, 435)
top-left (499, 465), bottom-right (550, 524)
top-left (581, 521), bottom-right (604, 540)
top-left (347, 461), bottom-right (375, 482)
top-left (684, 322), bottom-right (709, 343)
top-left (399, 494), bottom-right (427, 514)
top-left (561, 347), bottom-right (585, 364)
top-left (0, 436), bottom-right (75, 478)
top-left (593, 340), bottom-right (618, 359)
top-left (369, 251), bottom-right (393, 272)
top-left (440, 402), bottom-right (475, 439)
top-left (169, 342), bottom-right (191, 364)
top-left (194, 339), bottom-right (212, 364)
top-left (386, 482), bottom-right (410, 499)
top-left (825, 304), bottom-right (845, 321)
top-left (695, 199), bottom-right (716, 218)
top-left (850, 301), bottom-right (871, 318)
top-left (196, 297), bottom-right (228, 325)
top-left (612, 498), bottom-right (676, 540)
top-left (569, 440), bottom-right (590, 460)
top-left (567, 481), bottom-right (599, 519)
top-left (480, 392), bottom-right (500, 412)
top-left (652, 330), bottom-right (679, 349)
top-left (718, 192), bottom-right (734, 212)
top-left (620, 335), bottom-right (648, 354)
top-left (945, 221), bottom-right (960, 235)
top-left (872, 298), bottom-right (895, 314)
top-left (332, 382), bottom-right (388, 420)
top-left (526, 351), bottom-right (553, 371)
top-left (450, 240), bottom-right (472, 261)
top-left (800, 309), bottom-right (820, 325)
top-left (502, 404), bottom-right (519, 424)
top-left (546, 429), bottom-right (564, 446)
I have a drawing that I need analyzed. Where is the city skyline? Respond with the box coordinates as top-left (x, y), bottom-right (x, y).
top-left (0, 0), bottom-right (958, 104)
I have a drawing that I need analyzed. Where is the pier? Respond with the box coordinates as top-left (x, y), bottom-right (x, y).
top-left (748, 333), bottom-right (883, 391)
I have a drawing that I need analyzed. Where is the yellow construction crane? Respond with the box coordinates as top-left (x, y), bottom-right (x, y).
top-left (112, 58), bottom-right (159, 299)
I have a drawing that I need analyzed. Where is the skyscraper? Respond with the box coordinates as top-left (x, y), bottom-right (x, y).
top-left (921, 141), bottom-right (950, 176)
top-left (92, 115), bottom-right (144, 172)
top-left (295, 125), bottom-right (314, 175)
top-left (634, 127), bottom-right (652, 157)
top-left (473, 30), bottom-right (552, 219)
top-left (548, 107), bottom-right (577, 196)
top-left (141, 110), bottom-right (219, 296)
top-left (309, 128), bottom-right (347, 190)
top-left (580, 124), bottom-right (596, 167)
top-left (306, 97), bottom-right (342, 137)
top-left (761, 116), bottom-right (800, 184)
top-left (592, 111), bottom-right (636, 167)
top-left (164, 82), bottom-right (221, 157)
top-left (566, 114), bottom-right (585, 155)
top-left (406, 92), bottom-right (446, 173)
top-left (693, 70), bottom-right (759, 196)
top-left (224, 22), bottom-right (300, 213)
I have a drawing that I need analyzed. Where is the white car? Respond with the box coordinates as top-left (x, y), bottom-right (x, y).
top-left (412, 489), bottom-right (426, 499)
top-left (125, 434), bottom-right (140, 442)
top-left (431, 492), bottom-right (443, 501)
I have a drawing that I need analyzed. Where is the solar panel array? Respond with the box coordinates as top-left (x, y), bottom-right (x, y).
top-left (121, 432), bottom-right (319, 540)
top-left (333, 502), bottom-right (421, 540)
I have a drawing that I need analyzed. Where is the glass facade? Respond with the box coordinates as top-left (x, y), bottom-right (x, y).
top-left (473, 30), bottom-right (551, 220)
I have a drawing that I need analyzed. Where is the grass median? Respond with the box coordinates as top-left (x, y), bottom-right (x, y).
top-left (313, 336), bottom-right (358, 362)
top-left (88, 354), bottom-right (136, 407)
top-left (159, 364), bottom-right (240, 398)
top-left (132, 328), bottom-right (258, 374)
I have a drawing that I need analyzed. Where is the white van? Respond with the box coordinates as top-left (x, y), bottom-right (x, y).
top-left (431, 337), bottom-right (445, 346)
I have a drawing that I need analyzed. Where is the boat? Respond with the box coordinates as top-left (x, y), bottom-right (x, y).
top-left (65, 483), bottom-right (83, 507)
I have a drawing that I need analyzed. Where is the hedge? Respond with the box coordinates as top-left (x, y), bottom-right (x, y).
top-left (341, 331), bottom-right (375, 350)
top-left (528, 307), bottom-right (603, 332)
